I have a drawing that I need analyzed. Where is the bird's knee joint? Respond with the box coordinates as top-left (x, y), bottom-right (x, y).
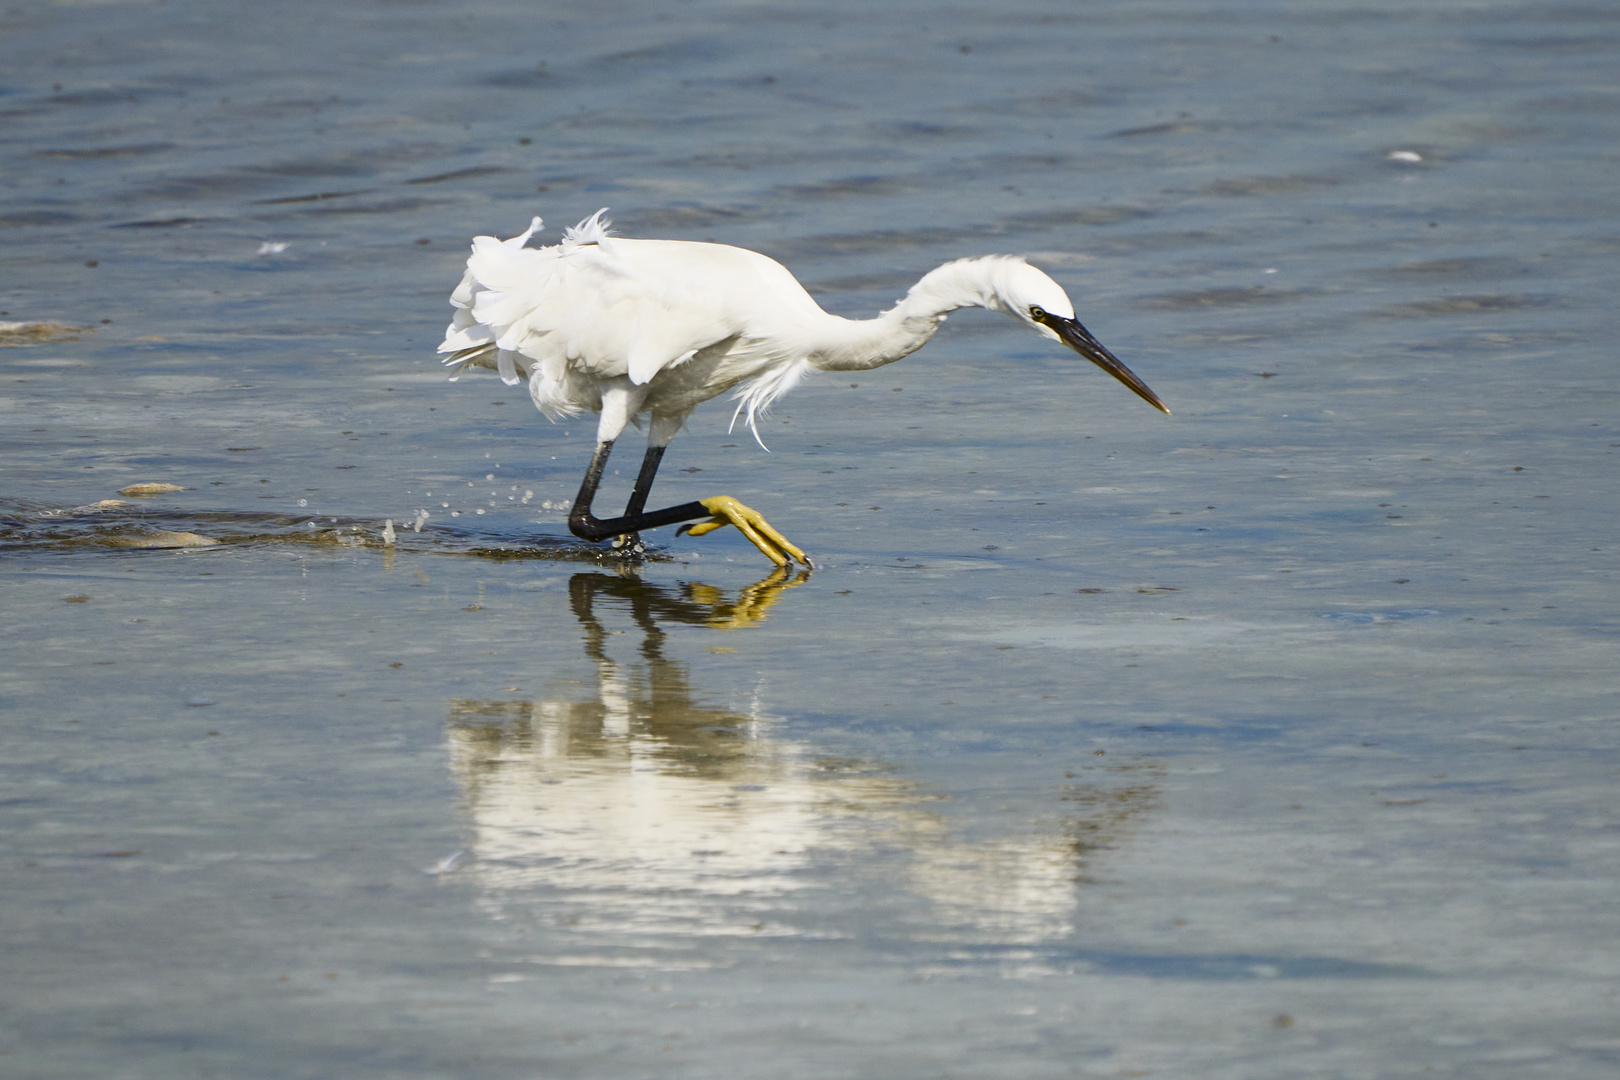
top-left (568, 512), bottom-right (608, 541)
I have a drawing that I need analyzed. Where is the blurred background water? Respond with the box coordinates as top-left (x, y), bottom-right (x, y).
top-left (3, 1), bottom-right (1619, 1077)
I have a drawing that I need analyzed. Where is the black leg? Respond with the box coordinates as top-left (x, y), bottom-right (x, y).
top-left (623, 444), bottom-right (667, 519)
top-left (568, 440), bottom-right (709, 543)
top-left (604, 444), bottom-right (671, 550)
top-left (566, 440), bottom-right (811, 567)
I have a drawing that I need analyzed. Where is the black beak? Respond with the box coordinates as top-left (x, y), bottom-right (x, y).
top-left (1039, 312), bottom-right (1170, 415)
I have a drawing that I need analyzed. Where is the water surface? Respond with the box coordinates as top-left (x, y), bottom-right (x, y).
top-left (3, 1), bottom-right (1619, 1077)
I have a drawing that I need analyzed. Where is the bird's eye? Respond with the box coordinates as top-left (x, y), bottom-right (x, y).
top-left (1029, 305), bottom-right (1047, 320)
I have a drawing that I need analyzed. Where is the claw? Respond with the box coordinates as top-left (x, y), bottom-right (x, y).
top-left (677, 495), bottom-right (814, 568)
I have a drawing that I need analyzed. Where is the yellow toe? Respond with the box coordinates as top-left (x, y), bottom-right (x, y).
top-left (690, 495), bottom-right (812, 568)
top-left (682, 519), bottom-right (729, 539)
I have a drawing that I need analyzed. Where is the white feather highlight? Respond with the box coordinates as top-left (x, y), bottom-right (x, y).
top-left (493, 350), bottom-right (516, 385)
top-left (728, 355), bottom-right (812, 450)
top-left (561, 208), bottom-right (612, 249)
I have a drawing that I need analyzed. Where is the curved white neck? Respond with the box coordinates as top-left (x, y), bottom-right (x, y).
top-left (806, 258), bottom-right (1008, 373)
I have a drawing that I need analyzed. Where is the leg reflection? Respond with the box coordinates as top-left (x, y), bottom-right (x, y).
top-left (447, 570), bottom-right (921, 936)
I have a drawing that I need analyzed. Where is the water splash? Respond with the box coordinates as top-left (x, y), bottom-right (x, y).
top-left (0, 498), bottom-right (671, 564)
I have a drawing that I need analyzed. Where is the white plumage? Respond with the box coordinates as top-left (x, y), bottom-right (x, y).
top-left (441, 209), bottom-right (823, 444)
top-left (437, 210), bottom-right (1167, 567)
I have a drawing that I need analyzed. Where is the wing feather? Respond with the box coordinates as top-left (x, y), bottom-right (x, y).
top-left (439, 212), bottom-right (830, 427)
top-left (440, 218), bottom-right (748, 385)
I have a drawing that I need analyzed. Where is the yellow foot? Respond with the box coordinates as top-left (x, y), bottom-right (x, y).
top-left (677, 495), bottom-right (814, 568)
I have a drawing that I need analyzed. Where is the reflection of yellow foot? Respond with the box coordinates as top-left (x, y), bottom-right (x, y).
top-left (678, 495), bottom-right (814, 568)
top-left (688, 565), bottom-right (812, 630)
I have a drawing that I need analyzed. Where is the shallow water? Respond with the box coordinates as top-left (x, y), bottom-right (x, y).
top-left (4, 1), bottom-right (1620, 1077)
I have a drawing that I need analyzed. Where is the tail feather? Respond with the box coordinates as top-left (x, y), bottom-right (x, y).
top-left (441, 342), bottom-right (498, 382)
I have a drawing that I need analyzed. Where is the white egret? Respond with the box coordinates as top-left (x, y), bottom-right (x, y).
top-left (438, 210), bottom-right (1169, 567)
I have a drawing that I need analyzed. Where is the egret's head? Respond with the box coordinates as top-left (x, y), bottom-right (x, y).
top-left (903, 255), bottom-right (1168, 414)
top-left (1005, 261), bottom-right (1170, 416)
top-left (988, 261), bottom-right (1077, 333)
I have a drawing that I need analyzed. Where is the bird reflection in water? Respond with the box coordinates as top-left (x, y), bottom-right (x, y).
top-left (446, 569), bottom-right (1162, 955)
